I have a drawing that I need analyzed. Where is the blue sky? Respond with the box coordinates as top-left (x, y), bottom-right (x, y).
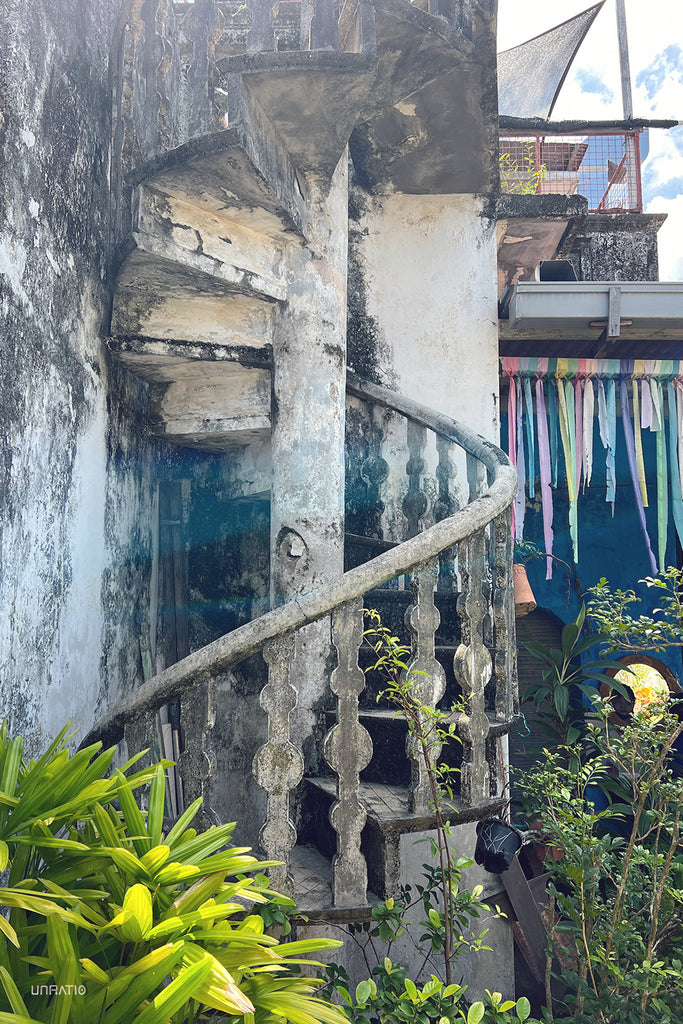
top-left (498, 0), bottom-right (683, 279)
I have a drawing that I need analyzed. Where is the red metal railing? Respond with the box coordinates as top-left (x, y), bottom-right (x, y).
top-left (499, 131), bottom-right (643, 213)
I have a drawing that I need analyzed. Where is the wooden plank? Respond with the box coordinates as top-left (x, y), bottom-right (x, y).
top-left (501, 855), bottom-right (548, 980)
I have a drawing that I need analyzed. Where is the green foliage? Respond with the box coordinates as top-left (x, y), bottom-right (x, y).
top-left (331, 865), bottom-right (497, 988)
top-left (499, 145), bottom-right (547, 196)
top-left (518, 701), bottom-right (683, 1022)
top-left (362, 608), bottom-right (469, 985)
top-left (588, 567), bottom-right (683, 655)
top-left (322, 958), bottom-right (538, 1024)
top-left (520, 605), bottom-right (628, 749)
top-left (0, 721), bottom-right (347, 1024)
top-left (316, 612), bottom-right (539, 1024)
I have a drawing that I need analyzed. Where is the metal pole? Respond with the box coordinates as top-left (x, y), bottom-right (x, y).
top-left (615, 0), bottom-right (633, 119)
top-left (616, 0), bottom-right (640, 209)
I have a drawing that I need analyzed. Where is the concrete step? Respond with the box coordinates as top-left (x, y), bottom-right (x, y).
top-left (302, 774), bottom-right (505, 898)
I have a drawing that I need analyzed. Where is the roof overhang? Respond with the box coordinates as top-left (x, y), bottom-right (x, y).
top-left (500, 281), bottom-right (683, 360)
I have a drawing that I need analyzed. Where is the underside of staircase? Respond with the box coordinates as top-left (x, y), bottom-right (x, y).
top-left (86, 0), bottom-right (517, 918)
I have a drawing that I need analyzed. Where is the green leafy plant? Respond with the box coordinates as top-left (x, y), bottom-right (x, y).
top-left (520, 605), bottom-right (627, 749)
top-left (0, 720), bottom-right (348, 1024)
top-left (518, 700), bottom-right (683, 1023)
top-left (588, 567), bottom-right (683, 655)
top-left (326, 958), bottom-right (536, 1024)
top-left (363, 608), bottom-right (472, 986)
top-left (499, 144), bottom-right (547, 196)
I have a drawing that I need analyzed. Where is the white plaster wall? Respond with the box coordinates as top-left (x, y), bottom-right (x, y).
top-left (350, 193), bottom-right (500, 538)
top-left (357, 193), bottom-right (500, 442)
top-left (397, 823), bottom-right (515, 999)
top-left (42, 390), bottom-right (107, 739)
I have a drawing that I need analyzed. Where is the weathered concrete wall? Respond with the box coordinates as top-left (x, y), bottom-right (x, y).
top-left (0, 0), bottom-right (158, 751)
top-left (349, 190), bottom-right (499, 437)
top-left (559, 213), bottom-right (666, 283)
top-left (348, 188), bottom-right (500, 538)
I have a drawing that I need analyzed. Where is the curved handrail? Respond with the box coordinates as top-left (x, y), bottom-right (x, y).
top-left (82, 372), bottom-right (516, 749)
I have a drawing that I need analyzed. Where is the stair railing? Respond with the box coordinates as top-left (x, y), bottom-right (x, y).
top-left (82, 371), bottom-right (517, 904)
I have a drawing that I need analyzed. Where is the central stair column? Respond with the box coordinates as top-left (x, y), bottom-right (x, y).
top-left (270, 153), bottom-right (349, 762)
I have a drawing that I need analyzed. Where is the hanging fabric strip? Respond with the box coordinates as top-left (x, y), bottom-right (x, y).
top-left (567, 379), bottom-right (579, 560)
top-left (583, 378), bottom-right (594, 491)
top-left (536, 373), bottom-right (554, 579)
top-left (655, 379), bottom-right (668, 571)
top-left (574, 378), bottom-right (583, 498)
top-left (504, 360), bottom-right (518, 536)
top-left (523, 375), bottom-right (535, 498)
top-left (597, 380), bottom-right (608, 447)
top-left (651, 378), bottom-right (662, 432)
top-left (632, 377), bottom-right (648, 507)
top-left (667, 382), bottom-right (683, 551)
top-left (643, 362), bottom-right (655, 425)
top-left (606, 378), bottom-right (617, 509)
top-left (620, 380), bottom-right (657, 574)
top-left (548, 375), bottom-right (559, 488)
top-left (515, 377), bottom-right (526, 539)
top-left (557, 377), bottom-right (579, 562)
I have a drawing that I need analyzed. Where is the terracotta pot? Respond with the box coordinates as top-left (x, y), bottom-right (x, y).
top-left (530, 819), bottom-right (564, 863)
top-left (513, 563), bottom-right (537, 618)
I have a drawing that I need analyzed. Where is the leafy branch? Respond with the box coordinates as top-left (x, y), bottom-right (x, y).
top-left (587, 568), bottom-right (683, 655)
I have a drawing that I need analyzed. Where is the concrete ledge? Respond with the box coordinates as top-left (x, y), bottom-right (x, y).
top-left (496, 192), bottom-right (588, 219)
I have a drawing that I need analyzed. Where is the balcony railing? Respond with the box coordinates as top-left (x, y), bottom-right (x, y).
top-left (499, 130), bottom-right (643, 214)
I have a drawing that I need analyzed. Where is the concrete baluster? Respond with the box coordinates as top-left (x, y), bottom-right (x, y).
top-left (492, 506), bottom-right (517, 723)
top-left (404, 558), bottom-right (447, 814)
top-left (434, 437), bottom-right (457, 594)
top-left (454, 529), bottom-right (491, 805)
top-left (325, 598), bottom-right (373, 906)
top-left (403, 421), bottom-right (428, 539)
top-left (309, 0), bottom-right (338, 50)
top-left (246, 0), bottom-right (275, 52)
top-left (252, 633), bottom-right (304, 893)
top-left (360, 405), bottom-right (389, 539)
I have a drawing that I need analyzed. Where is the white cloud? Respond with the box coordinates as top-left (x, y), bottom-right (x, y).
top-left (647, 194), bottom-right (683, 279)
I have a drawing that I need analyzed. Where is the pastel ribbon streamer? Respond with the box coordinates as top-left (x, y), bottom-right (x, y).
top-left (505, 362), bottom-right (518, 536)
top-left (620, 379), bottom-right (657, 574)
top-left (655, 380), bottom-right (668, 571)
top-left (597, 379), bottom-right (608, 445)
top-left (548, 377), bottom-right (559, 488)
top-left (642, 364), bottom-right (653, 428)
top-left (583, 378), bottom-right (594, 490)
top-left (536, 377), bottom-right (554, 579)
top-left (524, 376), bottom-right (535, 498)
top-left (667, 382), bottom-right (683, 551)
top-left (557, 378), bottom-right (579, 562)
top-left (606, 378), bottom-right (617, 508)
top-left (676, 382), bottom-right (683, 501)
top-left (499, 358), bottom-right (683, 564)
top-left (651, 378), bottom-right (662, 432)
top-left (515, 377), bottom-right (526, 539)
top-left (632, 379), bottom-right (648, 508)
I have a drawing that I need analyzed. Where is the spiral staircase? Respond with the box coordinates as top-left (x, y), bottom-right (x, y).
top-left (85, 0), bottom-right (518, 917)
